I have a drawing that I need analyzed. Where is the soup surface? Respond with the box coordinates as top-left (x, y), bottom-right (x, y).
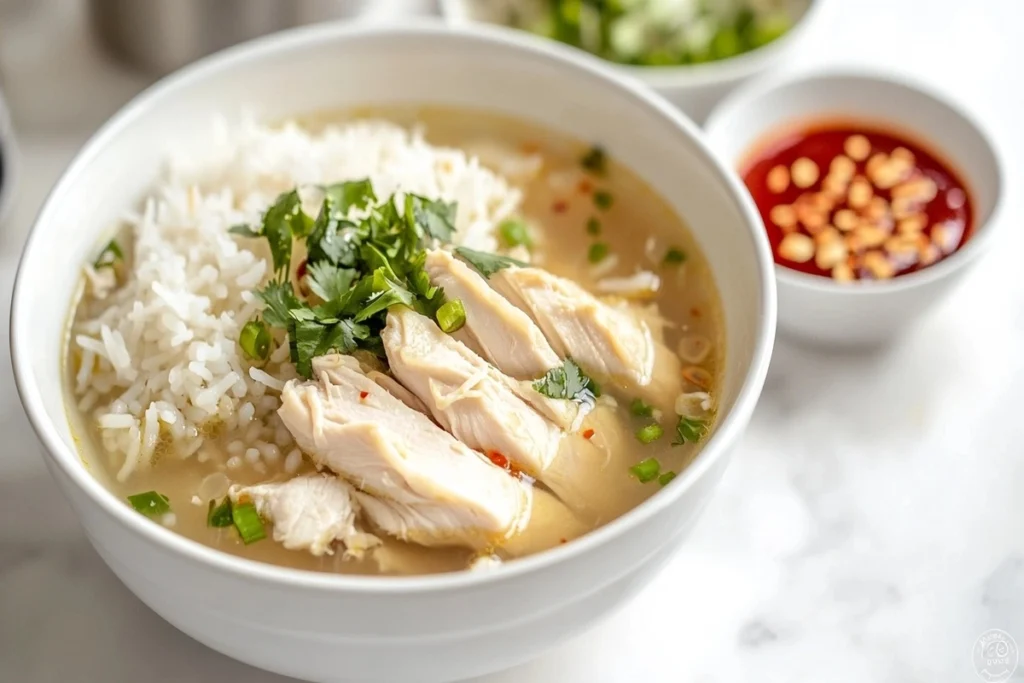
top-left (66, 107), bottom-right (724, 575)
top-left (741, 120), bottom-right (973, 282)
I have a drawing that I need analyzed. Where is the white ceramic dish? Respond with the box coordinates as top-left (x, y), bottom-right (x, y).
top-left (705, 70), bottom-right (1003, 347)
top-left (11, 22), bottom-right (776, 683)
top-left (440, 0), bottom-right (829, 122)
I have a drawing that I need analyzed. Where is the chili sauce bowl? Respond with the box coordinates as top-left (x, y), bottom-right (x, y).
top-left (704, 70), bottom-right (1003, 347)
top-left (440, 0), bottom-right (831, 123)
top-left (11, 22), bottom-right (776, 683)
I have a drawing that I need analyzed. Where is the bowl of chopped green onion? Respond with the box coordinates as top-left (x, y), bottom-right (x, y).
top-left (442, 0), bottom-right (829, 121)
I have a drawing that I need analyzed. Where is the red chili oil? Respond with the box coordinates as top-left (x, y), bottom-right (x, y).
top-left (741, 120), bottom-right (974, 280)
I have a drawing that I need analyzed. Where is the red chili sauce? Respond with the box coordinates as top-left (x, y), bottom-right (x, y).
top-left (741, 121), bottom-right (974, 282)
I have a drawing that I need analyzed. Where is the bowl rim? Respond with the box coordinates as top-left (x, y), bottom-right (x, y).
top-left (704, 67), bottom-right (1005, 296)
top-left (438, 0), bottom-right (828, 87)
top-left (10, 19), bottom-right (777, 594)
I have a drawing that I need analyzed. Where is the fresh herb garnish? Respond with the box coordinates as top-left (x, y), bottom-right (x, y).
top-left (207, 497), bottom-right (234, 527)
top-left (658, 471), bottom-right (677, 486)
top-left (454, 246), bottom-right (527, 278)
top-left (94, 239), bottom-right (124, 269)
top-left (580, 145), bottom-right (607, 175)
top-left (239, 319), bottom-right (271, 361)
top-left (629, 457), bottom-right (661, 483)
top-left (586, 217), bottom-right (601, 236)
top-left (588, 242), bottom-right (610, 263)
top-left (673, 416), bottom-right (709, 445)
top-left (231, 501), bottom-right (266, 544)
top-left (127, 491), bottom-right (170, 517)
top-left (262, 189), bottom-right (311, 276)
top-left (498, 218), bottom-right (532, 249)
top-left (636, 423), bottom-right (664, 444)
top-left (663, 247), bottom-right (687, 265)
top-left (246, 182), bottom-right (455, 378)
top-left (593, 190), bottom-right (614, 210)
top-left (533, 359), bottom-right (598, 404)
top-left (629, 398), bottom-right (653, 417)
top-left (436, 298), bottom-right (467, 333)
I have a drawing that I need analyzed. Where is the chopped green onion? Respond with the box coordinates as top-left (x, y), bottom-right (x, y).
top-left (580, 146), bottom-right (607, 175)
top-left (94, 239), bottom-right (124, 269)
top-left (588, 242), bottom-right (610, 263)
top-left (629, 398), bottom-right (653, 417)
top-left (636, 423), bottom-right (664, 444)
top-left (593, 190), bottom-right (614, 210)
top-left (498, 218), bottom-right (532, 249)
top-left (673, 416), bottom-right (709, 445)
top-left (629, 457), bottom-right (661, 483)
top-left (658, 471), bottom-right (677, 486)
top-left (436, 298), bottom-right (467, 334)
top-left (663, 247), bottom-right (687, 265)
top-left (239, 319), bottom-right (272, 361)
top-left (231, 501), bottom-right (266, 544)
top-left (127, 491), bottom-right (170, 517)
top-left (207, 497), bottom-right (233, 527)
top-left (586, 217), bottom-right (601, 236)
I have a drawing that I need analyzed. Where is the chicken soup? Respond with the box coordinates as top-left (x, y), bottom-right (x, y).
top-left (65, 108), bottom-right (724, 575)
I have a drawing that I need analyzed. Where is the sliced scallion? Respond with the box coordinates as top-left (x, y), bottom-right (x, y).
top-left (588, 242), bottom-right (610, 263)
top-left (635, 423), bottom-right (664, 444)
top-left (586, 217), bottom-right (601, 235)
top-left (207, 497), bottom-right (233, 528)
top-left (239, 319), bottom-right (271, 361)
top-left (629, 398), bottom-right (653, 417)
top-left (663, 247), bottom-right (687, 265)
top-left (436, 298), bottom-right (467, 333)
top-left (498, 218), bottom-right (532, 249)
top-left (593, 190), bottom-right (614, 210)
top-left (629, 457), bottom-right (661, 483)
top-left (127, 491), bottom-right (170, 517)
top-left (673, 416), bottom-right (709, 445)
top-left (580, 146), bottom-right (607, 175)
top-left (231, 501), bottom-right (266, 545)
top-left (658, 471), bottom-right (677, 486)
top-left (94, 239), bottom-right (124, 269)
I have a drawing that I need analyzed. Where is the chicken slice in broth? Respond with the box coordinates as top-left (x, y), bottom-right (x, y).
top-left (229, 474), bottom-right (381, 557)
top-left (277, 354), bottom-right (532, 550)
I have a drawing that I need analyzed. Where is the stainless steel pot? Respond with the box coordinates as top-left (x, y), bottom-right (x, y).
top-left (88, 0), bottom-right (435, 75)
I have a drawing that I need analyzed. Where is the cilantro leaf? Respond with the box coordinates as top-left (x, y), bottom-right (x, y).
top-left (315, 319), bottom-right (369, 358)
top-left (323, 179), bottom-right (376, 216)
top-left (533, 359), bottom-right (597, 404)
top-left (409, 194), bottom-right (457, 243)
top-left (673, 416), bottom-right (709, 446)
top-left (256, 280), bottom-right (302, 329)
top-left (354, 269), bottom-right (417, 322)
top-left (229, 223), bottom-right (261, 238)
top-left (454, 246), bottom-right (527, 278)
top-left (261, 190), bottom-right (311, 275)
top-left (307, 198), bottom-right (363, 268)
top-left (306, 261), bottom-right (357, 302)
top-left (293, 318), bottom-right (328, 378)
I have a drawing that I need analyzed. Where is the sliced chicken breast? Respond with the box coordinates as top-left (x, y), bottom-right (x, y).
top-left (425, 248), bottom-right (560, 380)
top-left (490, 266), bottom-right (682, 409)
top-left (382, 308), bottom-right (594, 510)
top-left (229, 474), bottom-right (380, 557)
top-left (277, 354), bottom-right (531, 550)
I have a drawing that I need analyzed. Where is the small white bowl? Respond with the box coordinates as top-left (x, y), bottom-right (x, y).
top-left (11, 21), bottom-right (775, 683)
top-left (441, 0), bottom-right (830, 122)
top-left (705, 70), bottom-right (1003, 347)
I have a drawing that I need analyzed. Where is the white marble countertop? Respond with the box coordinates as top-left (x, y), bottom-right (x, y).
top-left (2, 1), bottom-right (1023, 681)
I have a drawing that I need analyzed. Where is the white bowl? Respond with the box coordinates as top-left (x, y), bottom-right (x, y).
top-left (705, 70), bottom-right (1003, 347)
top-left (440, 0), bottom-right (829, 122)
top-left (11, 22), bottom-right (776, 683)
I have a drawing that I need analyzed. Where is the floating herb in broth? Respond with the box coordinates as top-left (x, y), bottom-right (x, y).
top-left (64, 106), bottom-right (724, 576)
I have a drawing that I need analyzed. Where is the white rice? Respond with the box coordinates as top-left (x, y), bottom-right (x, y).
top-left (72, 118), bottom-right (521, 481)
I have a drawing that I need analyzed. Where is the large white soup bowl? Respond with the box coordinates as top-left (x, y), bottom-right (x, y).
top-left (11, 22), bottom-right (775, 683)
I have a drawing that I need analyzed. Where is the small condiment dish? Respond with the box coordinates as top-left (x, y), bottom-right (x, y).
top-left (704, 70), bottom-right (1003, 346)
